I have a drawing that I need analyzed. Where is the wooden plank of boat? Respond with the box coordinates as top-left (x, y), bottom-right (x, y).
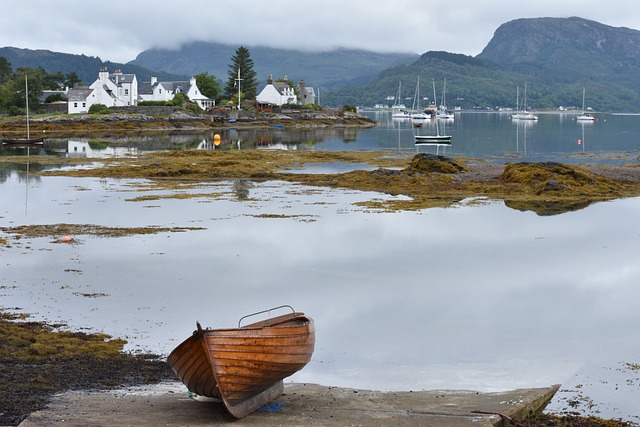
top-left (167, 306), bottom-right (315, 418)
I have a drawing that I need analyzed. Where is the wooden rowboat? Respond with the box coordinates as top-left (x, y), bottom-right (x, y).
top-left (167, 306), bottom-right (315, 418)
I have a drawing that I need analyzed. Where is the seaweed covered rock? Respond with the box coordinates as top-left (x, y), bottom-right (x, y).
top-left (405, 153), bottom-right (467, 175)
top-left (501, 162), bottom-right (622, 196)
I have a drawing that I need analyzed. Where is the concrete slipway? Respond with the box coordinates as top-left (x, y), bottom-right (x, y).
top-left (19, 381), bottom-right (559, 427)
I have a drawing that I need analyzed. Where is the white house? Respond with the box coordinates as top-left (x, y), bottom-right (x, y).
top-left (67, 68), bottom-right (138, 114)
top-left (139, 76), bottom-right (215, 110)
top-left (256, 76), bottom-right (298, 106)
top-left (90, 68), bottom-right (138, 107)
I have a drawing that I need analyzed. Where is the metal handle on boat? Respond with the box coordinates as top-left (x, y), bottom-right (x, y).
top-left (238, 305), bottom-right (297, 328)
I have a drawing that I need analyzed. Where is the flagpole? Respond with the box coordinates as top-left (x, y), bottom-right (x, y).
top-left (235, 68), bottom-right (243, 110)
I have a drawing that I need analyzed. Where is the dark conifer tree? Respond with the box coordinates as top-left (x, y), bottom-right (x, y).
top-left (224, 46), bottom-right (257, 102)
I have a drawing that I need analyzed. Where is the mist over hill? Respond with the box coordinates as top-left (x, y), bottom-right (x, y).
top-left (0, 47), bottom-right (186, 85)
top-left (129, 42), bottom-right (419, 91)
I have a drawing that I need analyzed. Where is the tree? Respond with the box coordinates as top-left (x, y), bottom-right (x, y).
top-left (195, 72), bottom-right (221, 100)
top-left (224, 46), bottom-right (257, 102)
top-left (64, 72), bottom-right (82, 89)
top-left (11, 68), bottom-right (44, 111)
top-left (0, 56), bottom-right (12, 84)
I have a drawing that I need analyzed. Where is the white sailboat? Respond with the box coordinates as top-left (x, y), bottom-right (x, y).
top-left (511, 83), bottom-right (538, 121)
top-left (576, 88), bottom-right (595, 121)
top-left (436, 78), bottom-right (454, 120)
top-left (409, 78), bottom-right (430, 120)
top-left (391, 82), bottom-right (409, 119)
top-left (415, 80), bottom-right (451, 144)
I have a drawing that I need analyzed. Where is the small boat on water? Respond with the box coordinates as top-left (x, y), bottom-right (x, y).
top-left (576, 88), bottom-right (596, 122)
top-left (415, 80), bottom-right (452, 145)
top-left (2, 74), bottom-right (45, 146)
top-left (511, 83), bottom-right (538, 121)
top-left (167, 305), bottom-right (315, 418)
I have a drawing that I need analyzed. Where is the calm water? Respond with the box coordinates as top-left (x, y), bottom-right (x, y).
top-left (3, 111), bottom-right (640, 163)
top-left (1, 114), bottom-right (639, 422)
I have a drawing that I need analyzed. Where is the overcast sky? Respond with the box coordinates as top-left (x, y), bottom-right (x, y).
top-left (1, 0), bottom-right (639, 64)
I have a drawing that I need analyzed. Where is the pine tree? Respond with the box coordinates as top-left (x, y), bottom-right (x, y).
top-left (224, 46), bottom-right (257, 103)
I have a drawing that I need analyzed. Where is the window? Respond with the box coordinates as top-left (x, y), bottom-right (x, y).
top-left (74, 102), bottom-right (78, 107)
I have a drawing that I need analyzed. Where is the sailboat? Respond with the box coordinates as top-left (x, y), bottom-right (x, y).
top-left (511, 83), bottom-right (538, 121)
top-left (436, 78), bottom-right (455, 119)
top-left (415, 80), bottom-right (452, 144)
top-left (2, 75), bottom-right (45, 146)
top-left (391, 82), bottom-right (409, 118)
top-left (576, 88), bottom-right (595, 121)
top-left (409, 78), bottom-right (430, 120)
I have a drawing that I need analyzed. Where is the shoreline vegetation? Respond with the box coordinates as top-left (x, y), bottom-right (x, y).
top-left (0, 107), bottom-right (377, 137)
top-left (2, 113), bottom-right (639, 426)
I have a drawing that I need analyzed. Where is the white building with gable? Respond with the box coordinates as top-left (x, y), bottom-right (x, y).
top-left (67, 68), bottom-right (138, 114)
top-left (256, 76), bottom-right (298, 106)
top-left (139, 76), bottom-right (214, 110)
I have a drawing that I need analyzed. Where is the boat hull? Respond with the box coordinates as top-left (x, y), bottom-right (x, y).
top-left (2, 137), bottom-right (45, 145)
top-left (415, 135), bottom-right (452, 144)
top-left (168, 311), bottom-right (315, 418)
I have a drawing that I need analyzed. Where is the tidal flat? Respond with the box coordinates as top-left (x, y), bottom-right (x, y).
top-left (1, 149), bottom-right (640, 426)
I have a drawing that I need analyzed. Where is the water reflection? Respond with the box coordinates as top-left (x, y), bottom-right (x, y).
top-left (2, 111), bottom-right (638, 163)
top-left (0, 175), bottom-right (639, 420)
top-left (67, 140), bottom-right (138, 158)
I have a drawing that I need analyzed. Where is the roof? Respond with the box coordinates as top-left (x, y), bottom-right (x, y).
top-left (66, 88), bottom-right (93, 102)
top-left (109, 73), bottom-right (136, 85)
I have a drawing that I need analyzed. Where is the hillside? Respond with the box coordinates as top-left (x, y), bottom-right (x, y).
top-left (129, 42), bottom-right (419, 91)
top-left (326, 17), bottom-right (640, 112)
top-left (0, 47), bottom-right (187, 85)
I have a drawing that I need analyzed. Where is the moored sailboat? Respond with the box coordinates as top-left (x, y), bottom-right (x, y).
top-left (511, 83), bottom-right (538, 121)
top-left (576, 87), bottom-right (596, 121)
top-left (415, 80), bottom-right (451, 144)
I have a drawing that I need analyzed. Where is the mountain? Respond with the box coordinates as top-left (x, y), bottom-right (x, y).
top-left (0, 47), bottom-right (187, 84)
top-left (477, 16), bottom-right (640, 83)
top-left (326, 17), bottom-right (640, 112)
top-left (129, 42), bottom-right (419, 91)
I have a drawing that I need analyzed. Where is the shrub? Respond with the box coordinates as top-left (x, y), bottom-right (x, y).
top-left (88, 104), bottom-right (109, 114)
top-left (7, 106), bottom-right (25, 116)
top-left (139, 100), bottom-right (166, 106)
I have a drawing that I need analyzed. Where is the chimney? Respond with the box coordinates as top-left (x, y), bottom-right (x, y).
top-left (151, 76), bottom-right (157, 85)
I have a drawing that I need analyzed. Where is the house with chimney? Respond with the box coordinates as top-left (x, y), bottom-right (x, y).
top-left (66, 68), bottom-right (138, 114)
top-left (139, 76), bottom-right (214, 110)
top-left (256, 76), bottom-right (315, 107)
top-left (66, 68), bottom-right (214, 114)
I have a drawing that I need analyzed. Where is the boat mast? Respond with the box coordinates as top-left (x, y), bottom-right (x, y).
top-left (432, 79), bottom-right (440, 136)
top-left (25, 74), bottom-right (30, 139)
